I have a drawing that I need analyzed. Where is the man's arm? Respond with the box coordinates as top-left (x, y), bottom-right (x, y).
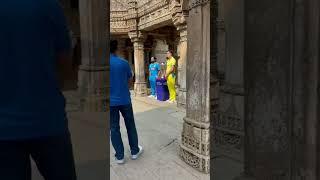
top-left (166, 60), bottom-right (176, 77)
top-left (166, 66), bottom-right (175, 75)
top-left (56, 53), bottom-right (72, 88)
top-left (48, 0), bottom-right (72, 88)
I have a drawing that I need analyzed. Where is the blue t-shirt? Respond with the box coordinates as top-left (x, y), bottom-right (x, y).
top-left (110, 54), bottom-right (132, 106)
top-left (0, 0), bottom-right (71, 140)
top-left (149, 63), bottom-right (160, 77)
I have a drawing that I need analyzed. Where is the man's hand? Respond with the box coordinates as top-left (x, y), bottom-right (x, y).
top-left (56, 53), bottom-right (72, 89)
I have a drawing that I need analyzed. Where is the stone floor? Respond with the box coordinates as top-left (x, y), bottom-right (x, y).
top-left (110, 96), bottom-right (210, 180)
top-left (32, 91), bottom-right (108, 180)
top-left (31, 90), bottom-right (242, 180)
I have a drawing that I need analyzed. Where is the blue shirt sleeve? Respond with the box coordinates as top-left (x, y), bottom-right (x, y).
top-left (47, 0), bottom-right (71, 55)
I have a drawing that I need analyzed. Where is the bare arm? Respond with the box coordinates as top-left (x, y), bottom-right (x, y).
top-left (166, 65), bottom-right (175, 77)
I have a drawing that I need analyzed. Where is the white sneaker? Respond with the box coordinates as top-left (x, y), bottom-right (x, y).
top-left (131, 145), bottom-right (144, 160)
top-left (115, 158), bottom-right (125, 164)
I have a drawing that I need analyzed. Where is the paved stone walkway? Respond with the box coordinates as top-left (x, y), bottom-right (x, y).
top-left (31, 91), bottom-right (242, 180)
top-left (32, 91), bottom-right (108, 180)
top-left (110, 96), bottom-right (209, 180)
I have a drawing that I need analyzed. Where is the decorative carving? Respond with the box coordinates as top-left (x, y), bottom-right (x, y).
top-left (110, 0), bottom-right (128, 11)
top-left (213, 129), bottom-right (243, 151)
top-left (188, 0), bottom-right (210, 10)
top-left (181, 120), bottom-right (210, 156)
top-left (110, 0), bottom-right (182, 32)
top-left (216, 101), bottom-right (243, 131)
top-left (180, 146), bottom-right (210, 173)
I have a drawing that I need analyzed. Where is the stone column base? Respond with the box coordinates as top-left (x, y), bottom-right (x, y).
top-left (180, 144), bottom-right (210, 174)
top-left (134, 82), bottom-right (147, 97)
top-left (78, 65), bottom-right (108, 112)
top-left (79, 96), bottom-right (107, 112)
top-left (180, 117), bottom-right (210, 173)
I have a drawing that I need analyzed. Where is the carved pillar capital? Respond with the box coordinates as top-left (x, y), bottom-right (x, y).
top-left (173, 14), bottom-right (188, 42)
top-left (129, 31), bottom-right (145, 43)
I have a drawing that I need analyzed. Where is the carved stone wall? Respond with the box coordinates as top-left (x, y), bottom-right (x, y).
top-left (213, 0), bottom-right (245, 162)
top-left (110, 0), bottom-right (177, 33)
top-left (153, 39), bottom-right (169, 63)
top-left (180, 0), bottom-right (211, 174)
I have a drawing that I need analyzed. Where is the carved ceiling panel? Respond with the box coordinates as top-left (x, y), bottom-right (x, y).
top-left (111, 0), bottom-right (128, 11)
top-left (137, 0), bottom-right (152, 7)
top-left (111, 0), bottom-right (185, 33)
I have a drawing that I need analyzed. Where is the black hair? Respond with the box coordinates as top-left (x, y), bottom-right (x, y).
top-left (167, 50), bottom-right (174, 55)
top-left (110, 40), bottom-right (118, 53)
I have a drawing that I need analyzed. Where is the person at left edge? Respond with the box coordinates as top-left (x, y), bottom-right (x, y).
top-left (0, 0), bottom-right (76, 179)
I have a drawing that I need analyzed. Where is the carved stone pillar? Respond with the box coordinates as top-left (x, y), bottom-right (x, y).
top-left (234, 0), bottom-right (320, 179)
top-left (129, 31), bottom-right (147, 96)
top-left (180, 0), bottom-right (211, 173)
top-left (78, 0), bottom-right (108, 111)
top-left (173, 5), bottom-right (188, 109)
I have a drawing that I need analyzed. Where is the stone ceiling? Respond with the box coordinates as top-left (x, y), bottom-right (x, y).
top-left (111, 0), bottom-right (169, 12)
top-left (137, 0), bottom-right (153, 7)
top-left (111, 0), bottom-right (182, 34)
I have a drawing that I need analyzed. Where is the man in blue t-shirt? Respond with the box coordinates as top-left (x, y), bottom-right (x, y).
top-left (0, 0), bottom-right (76, 179)
top-left (148, 57), bottom-right (160, 98)
top-left (110, 40), bottom-right (143, 164)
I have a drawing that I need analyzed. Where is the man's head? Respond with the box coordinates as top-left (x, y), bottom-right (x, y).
top-left (151, 57), bottom-right (157, 63)
top-left (110, 40), bottom-right (118, 54)
top-left (166, 50), bottom-right (173, 59)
